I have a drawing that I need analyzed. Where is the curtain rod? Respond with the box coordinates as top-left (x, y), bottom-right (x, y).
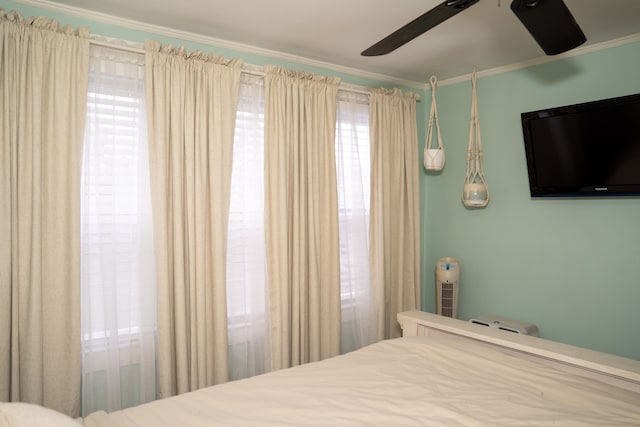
top-left (89, 38), bottom-right (371, 96)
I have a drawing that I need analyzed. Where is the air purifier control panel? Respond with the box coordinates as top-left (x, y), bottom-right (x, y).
top-left (438, 260), bottom-right (459, 271)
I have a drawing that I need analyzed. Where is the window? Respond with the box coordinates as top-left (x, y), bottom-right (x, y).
top-left (80, 45), bottom-right (156, 415)
top-left (225, 82), bottom-right (376, 376)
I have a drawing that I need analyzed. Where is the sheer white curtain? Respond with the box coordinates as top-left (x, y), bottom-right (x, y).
top-left (226, 72), bottom-right (270, 381)
top-left (80, 43), bottom-right (157, 415)
top-left (335, 90), bottom-right (379, 353)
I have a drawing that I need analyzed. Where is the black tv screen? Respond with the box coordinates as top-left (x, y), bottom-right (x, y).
top-left (520, 93), bottom-right (640, 197)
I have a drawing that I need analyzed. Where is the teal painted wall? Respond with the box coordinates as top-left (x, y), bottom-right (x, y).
top-left (422, 41), bottom-right (640, 360)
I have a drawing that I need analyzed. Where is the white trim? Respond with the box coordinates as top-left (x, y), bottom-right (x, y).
top-left (13, 0), bottom-right (426, 90)
top-left (437, 33), bottom-right (640, 87)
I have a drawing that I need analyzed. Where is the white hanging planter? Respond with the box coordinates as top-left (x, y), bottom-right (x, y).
top-left (424, 75), bottom-right (445, 171)
top-left (425, 148), bottom-right (445, 170)
top-left (462, 72), bottom-right (489, 208)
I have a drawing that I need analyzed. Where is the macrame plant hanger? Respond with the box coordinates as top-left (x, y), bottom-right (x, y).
top-left (424, 75), bottom-right (445, 171)
top-left (462, 71), bottom-right (490, 207)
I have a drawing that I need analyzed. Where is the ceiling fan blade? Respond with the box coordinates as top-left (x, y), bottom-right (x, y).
top-left (510, 0), bottom-right (586, 55)
top-left (361, 0), bottom-right (480, 56)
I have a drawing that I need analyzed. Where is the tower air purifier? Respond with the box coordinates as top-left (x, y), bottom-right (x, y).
top-left (435, 257), bottom-right (460, 318)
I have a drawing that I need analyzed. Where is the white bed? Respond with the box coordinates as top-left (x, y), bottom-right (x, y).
top-left (3, 311), bottom-right (639, 426)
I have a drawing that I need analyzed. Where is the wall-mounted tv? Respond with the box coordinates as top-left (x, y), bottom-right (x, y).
top-left (520, 93), bottom-right (640, 197)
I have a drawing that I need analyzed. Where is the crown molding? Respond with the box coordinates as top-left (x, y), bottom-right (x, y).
top-left (12, 0), bottom-right (427, 90)
top-left (438, 33), bottom-right (640, 87)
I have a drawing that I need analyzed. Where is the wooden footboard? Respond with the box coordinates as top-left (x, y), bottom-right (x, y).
top-left (397, 310), bottom-right (640, 393)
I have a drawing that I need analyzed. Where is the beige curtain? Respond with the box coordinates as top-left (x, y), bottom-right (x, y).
top-left (369, 88), bottom-right (421, 339)
top-left (264, 65), bottom-right (341, 370)
top-left (145, 40), bottom-right (242, 398)
top-left (0, 10), bottom-right (89, 417)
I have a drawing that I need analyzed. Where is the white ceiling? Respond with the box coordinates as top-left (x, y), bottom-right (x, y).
top-left (41, 0), bottom-right (640, 86)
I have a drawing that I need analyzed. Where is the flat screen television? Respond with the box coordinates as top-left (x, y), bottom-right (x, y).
top-left (520, 92), bottom-right (640, 197)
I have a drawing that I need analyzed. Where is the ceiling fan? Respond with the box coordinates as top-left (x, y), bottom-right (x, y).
top-left (361, 0), bottom-right (587, 57)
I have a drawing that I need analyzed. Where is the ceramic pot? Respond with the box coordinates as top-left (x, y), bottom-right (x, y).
top-left (424, 148), bottom-right (445, 171)
top-left (462, 182), bottom-right (489, 207)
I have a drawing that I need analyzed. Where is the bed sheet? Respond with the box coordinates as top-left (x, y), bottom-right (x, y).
top-left (83, 335), bottom-right (640, 426)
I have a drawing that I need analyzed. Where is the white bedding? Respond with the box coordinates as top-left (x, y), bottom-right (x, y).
top-left (83, 335), bottom-right (640, 426)
top-left (0, 402), bottom-right (81, 427)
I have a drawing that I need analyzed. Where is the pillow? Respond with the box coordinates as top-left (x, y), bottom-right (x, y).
top-left (0, 402), bottom-right (81, 427)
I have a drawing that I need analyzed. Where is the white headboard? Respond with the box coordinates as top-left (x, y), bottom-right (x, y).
top-left (397, 310), bottom-right (640, 393)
